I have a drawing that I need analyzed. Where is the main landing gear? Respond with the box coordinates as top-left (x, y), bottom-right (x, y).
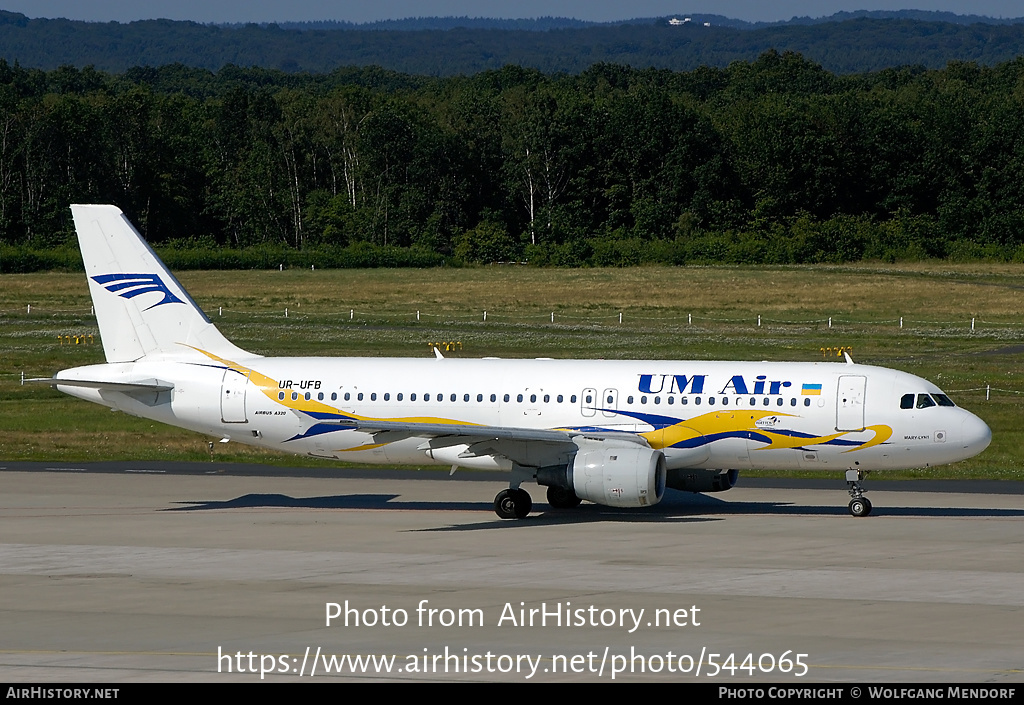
top-left (493, 485), bottom-right (583, 519)
top-left (545, 485), bottom-right (582, 509)
top-left (494, 488), bottom-right (532, 519)
top-left (846, 469), bottom-right (872, 517)
top-left (494, 466), bottom-right (540, 520)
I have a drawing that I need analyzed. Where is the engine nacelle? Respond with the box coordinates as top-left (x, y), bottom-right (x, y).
top-left (539, 446), bottom-right (667, 508)
top-left (667, 468), bottom-right (739, 493)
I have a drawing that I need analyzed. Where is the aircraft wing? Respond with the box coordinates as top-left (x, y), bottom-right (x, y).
top-left (328, 417), bottom-right (648, 445)
top-left (325, 418), bottom-right (649, 468)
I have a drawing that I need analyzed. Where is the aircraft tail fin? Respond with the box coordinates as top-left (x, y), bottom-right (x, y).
top-left (71, 204), bottom-right (254, 363)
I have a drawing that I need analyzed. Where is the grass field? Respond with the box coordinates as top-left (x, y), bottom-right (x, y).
top-left (1, 263), bottom-right (1022, 480)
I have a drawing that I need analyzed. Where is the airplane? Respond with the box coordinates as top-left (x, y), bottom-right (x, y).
top-left (33, 204), bottom-right (992, 519)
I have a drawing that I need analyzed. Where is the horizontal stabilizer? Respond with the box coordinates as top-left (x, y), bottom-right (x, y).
top-left (25, 377), bottom-right (174, 392)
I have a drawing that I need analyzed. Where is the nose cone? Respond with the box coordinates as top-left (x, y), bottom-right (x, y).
top-left (960, 413), bottom-right (992, 458)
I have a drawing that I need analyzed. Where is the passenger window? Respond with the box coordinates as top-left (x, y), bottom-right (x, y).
top-left (776, 398), bottom-right (783, 406)
top-left (722, 397), bottom-right (729, 406)
top-left (464, 394), bottom-right (470, 402)
top-left (571, 395), bottom-right (577, 403)
top-left (517, 394), bottom-right (524, 403)
top-left (654, 396), bottom-right (661, 404)
top-left (763, 398), bottom-right (770, 406)
top-left (318, 392), bottom-right (324, 401)
top-left (490, 394), bottom-right (496, 402)
top-left (557, 395), bottom-right (563, 403)
top-left (291, 392), bottom-right (298, 401)
top-left (397, 393), bottom-right (403, 401)
top-left (694, 397), bottom-right (702, 405)
top-left (424, 393), bottom-right (430, 401)
top-left (504, 394), bottom-right (510, 402)
top-left (278, 392), bottom-right (285, 400)
top-left (357, 393), bottom-right (363, 401)
top-left (681, 397), bottom-right (688, 405)
top-left (477, 394), bottom-right (483, 402)
top-left (804, 398), bottom-right (810, 407)
top-left (411, 393), bottom-right (417, 401)
top-left (304, 392), bottom-right (311, 400)
top-left (627, 396), bottom-right (634, 404)
top-left (344, 392), bottom-right (350, 401)
top-left (331, 392), bottom-right (337, 401)
top-left (543, 394), bottom-right (549, 403)
top-left (640, 396), bottom-right (647, 404)
top-left (790, 398), bottom-right (796, 406)
top-left (531, 394), bottom-right (537, 403)
top-left (916, 394), bottom-right (936, 409)
top-left (900, 394), bottom-right (914, 409)
top-left (667, 396), bottom-right (674, 405)
top-left (451, 394), bottom-right (457, 402)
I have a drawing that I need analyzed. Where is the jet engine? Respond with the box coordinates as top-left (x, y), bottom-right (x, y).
top-left (537, 445), bottom-right (667, 508)
top-left (667, 468), bottom-right (739, 493)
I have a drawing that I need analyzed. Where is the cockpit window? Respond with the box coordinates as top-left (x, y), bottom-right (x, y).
top-left (900, 393), bottom-right (914, 409)
top-left (933, 394), bottom-right (956, 407)
top-left (916, 394), bottom-right (936, 409)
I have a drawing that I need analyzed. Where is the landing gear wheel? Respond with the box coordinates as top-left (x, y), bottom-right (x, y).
top-left (846, 470), bottom-right (872, 517)
top-left (546, 485), bottom-right (582, 509)
top-left (494, 488), bottom-right (533, 519)
top-left (848, 497), bottom-right (872, 517)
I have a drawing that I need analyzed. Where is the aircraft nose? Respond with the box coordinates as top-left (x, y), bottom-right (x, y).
top-left (960, 413), bottom-right (992, 457)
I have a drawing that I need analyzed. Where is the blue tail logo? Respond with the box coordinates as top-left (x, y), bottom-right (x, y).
top-left (92, 273), bottom-right (185, 310)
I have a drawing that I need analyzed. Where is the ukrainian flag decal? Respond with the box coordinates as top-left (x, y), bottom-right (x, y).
top-left (801, 383), bottom-right (822, 395)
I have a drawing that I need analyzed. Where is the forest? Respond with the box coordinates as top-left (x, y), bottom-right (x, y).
top-left (2, 51), bottom-right (1024, 270)
top-left (4, 11), bottom-right (1024, 76)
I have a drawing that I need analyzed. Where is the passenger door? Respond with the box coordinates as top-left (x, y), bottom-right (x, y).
top-left (836, 375), bottom-right (866, 431)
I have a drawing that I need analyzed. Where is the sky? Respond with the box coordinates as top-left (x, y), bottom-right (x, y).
top-left (2, 1), bottom-right (1023, 24)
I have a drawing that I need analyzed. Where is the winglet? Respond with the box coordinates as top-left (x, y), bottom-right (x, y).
top-left (844, 351), bottom-right (854, 365)
top-left (433, 346), bottom-right (445, 359)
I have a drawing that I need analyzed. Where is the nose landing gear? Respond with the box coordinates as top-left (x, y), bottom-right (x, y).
top-left (846, 469), bottom-right (872, 517)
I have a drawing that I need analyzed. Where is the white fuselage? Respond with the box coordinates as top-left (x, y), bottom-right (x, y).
top-left (56, 356), bottom-right (992, 474)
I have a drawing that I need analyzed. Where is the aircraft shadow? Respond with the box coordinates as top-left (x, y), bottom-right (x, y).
top-left (168, 493), bottom-right (409, 511)
top-left (420, 498), bottom-right (1024, 531)
top-left (165, 491), bottom-right (1024, 527)
top-left (166, 492), bottom-right (721, 523)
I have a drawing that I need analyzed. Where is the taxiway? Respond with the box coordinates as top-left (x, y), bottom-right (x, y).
top-left (1, 462), bottom-right (1021, 682)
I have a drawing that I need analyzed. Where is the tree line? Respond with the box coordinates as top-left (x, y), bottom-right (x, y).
top-left (2, 52), bottom-right (1024, 270)
top-left (4, 11), bottom-right (1024, 76)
